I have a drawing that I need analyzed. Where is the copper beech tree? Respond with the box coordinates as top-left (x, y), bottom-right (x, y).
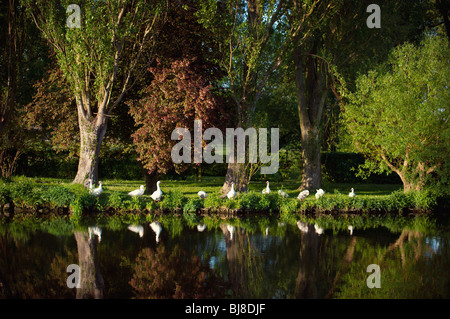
top-left (128, 58), bottom-right (226, 185)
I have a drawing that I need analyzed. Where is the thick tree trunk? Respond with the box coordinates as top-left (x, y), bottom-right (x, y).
top-left (144, 170), bottom-right (160, 194)
top-left (295, 223), bottom-right (319, 298)
top-left (220, 161), bottom-right (249, 194)
top-left (300, 127), bottom-right (322, 190)
top-left (293, 41), bottom-right (328, 191)
top-left (74, 231), bottom-right (104, 299)
top-left (73, 112), bottom-right (108, 187)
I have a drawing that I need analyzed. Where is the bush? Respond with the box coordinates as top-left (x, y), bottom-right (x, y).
top-left (238, 192), bottom-right (281, 211)
top-left (41, 186), bottom-right (76, 207)
top-left (183, 197), bottom-right (204, 213)
top-left (160, 190), bottom-right (187, 210)
top-left (203, 194), bottom-right (223, 208)
top-left (0, 182), bottom-right (11, 205)
top-left (280, 199), bottom-right (302, 214)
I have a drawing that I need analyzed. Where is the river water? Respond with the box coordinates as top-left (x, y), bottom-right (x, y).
top-left (0, 214), bottom-right (449, 299)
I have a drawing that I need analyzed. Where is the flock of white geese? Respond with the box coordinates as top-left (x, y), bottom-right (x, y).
top-left (86, 180), bottom-right (357, 244)
top-left (88, 179), bottom-right (356, 203)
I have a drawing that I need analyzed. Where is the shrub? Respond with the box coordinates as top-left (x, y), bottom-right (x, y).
top-left (160, 190), bottom-right (187, 210)
top-left (0, 182), bottom-right (11, 205)
top-left (239, 192), bottom-right (263, 210)
top-left (42, 185), bottom-right (76, 207)
top-left (238, 192), bottom-right (281, 211)
top-left (183, 197), bottom-right (204, 213)
top-left (203, 194), bottom-right (223, 208)
top-left (411, 190), bottom-right (438, 210)
top-left (108, 192), bottom-right (130, 210)
top-left (280, 198), bottom-right (302, 214)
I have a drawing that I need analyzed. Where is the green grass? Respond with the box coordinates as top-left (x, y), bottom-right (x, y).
top-left (8, 176), bottom-right (402, 199)
top-left (2, 175), bottom-right (441, 215)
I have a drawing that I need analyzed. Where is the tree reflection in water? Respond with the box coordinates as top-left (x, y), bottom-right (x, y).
top-left (74, 231), bottom-right (104, 299)
top-left (0, 216), bottom-right (448, 299)
top-left (129, 244), bottom-right (229, 299)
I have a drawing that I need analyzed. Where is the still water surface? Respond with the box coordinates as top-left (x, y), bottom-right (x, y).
top-left (0, 214), bottom-right (449, 298)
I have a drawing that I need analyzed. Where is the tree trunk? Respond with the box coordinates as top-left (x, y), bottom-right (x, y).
top-left (300, 126), bottom-right (322, 190)
top-left (220, 161), bottom-right (249, 194)
top-left (295, 223), bottom-right (319, 298)
top-left (73, 112), bottom-right (108, 187)
top-left (293, 41), bottom-right (328, 191)
top-left (74, 231), bottom-right (104, 299)
top-left (144, 170), bottom-right (160, 194)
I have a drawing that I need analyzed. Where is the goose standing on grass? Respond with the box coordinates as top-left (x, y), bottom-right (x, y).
top-left (278, 189), bottom-right (289, 198)
top-left (91, 181), bottom-right (103, 197)
top-left (129, 185), bottom-right (145, 197)
top-left (128, 225), bottom-right (144, 238)
top-left (150, 181), bottom-right (163, 202)
top-left (315, 188), bottom-right (325, 199)
top-left (88, 179), bottom-right (94, 194)
top-left (88, 226), bottom-right (102, 243)
top-left (262, 181), bottom-right (270, 194)
top-left (150, 221), bottom-right (162, 243)
top-left (297, 190), bottom-right (309, 201)
top-left (227, 183), bottom-right (236, 199)
top-left (349, 188), bottom-right (355, 198)
top-left (198, 191), bottom-right (207, 199)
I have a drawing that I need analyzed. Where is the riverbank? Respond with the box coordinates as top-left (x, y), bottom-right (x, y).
top-left (0, 176), bottom-right (447, 220)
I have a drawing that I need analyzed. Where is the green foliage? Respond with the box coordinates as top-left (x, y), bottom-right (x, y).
top-left (107, 192), bottom-right (131, 210)
top-left (203, 193), bottom-right (223, 209)
top-left (160, 190), bottom-right (187, 210)
top-left (344, 35), bottom-right (450, 191)
top-left (0, 177), bottom-right (444, 217)
top-left (0, 182), bottom-right (11, 205)
top-left (238, 192), bottom-right (280, 212)
top-left (41, 185), bottom-right (76, 207)
top-left (183, 197), bottom-right (204, 213)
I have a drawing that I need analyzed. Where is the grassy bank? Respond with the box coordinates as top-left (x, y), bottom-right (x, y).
top-left (0, 176), bottom-right (446, 219)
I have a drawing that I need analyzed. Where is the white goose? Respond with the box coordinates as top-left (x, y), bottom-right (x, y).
top-left (129, 185), bottom-right (145, 197)
top-left (349, 188), bottom-right (355, 198)
top-left (88, 179), bottom-right (94, 193)
top-left (91, 181), bottom-right (103, 197)
top-left (262, 181), bottom-right (270, 194)
top-left (198, 191), bottom-right (207, 199)
top-left (150, 221), bottom-right (162, 243)
top-left (278, 189), bottom-right (289, 198)
top-left (150, 181), bottom-right (163, 202)
top-left (315, 188), bottom-right (325, 199)
top-left (297, 190), bottom-right (309, 201)
top-left (227, 183), bottom-right (236, 199)
top-left (128, 225), bottom-right (144, 238)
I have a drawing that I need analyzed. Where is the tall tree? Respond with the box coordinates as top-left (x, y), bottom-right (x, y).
top-left (343, 36), bottom-right (449, 192)
top-left (23, 0), bottom-right (166, 186)
top-left (128, 58), bottom-right (224, 187)
top-left (0, 0), bottom-right (51, 178)
top-left (197, 0), bottom-right (287, 193)
top-left (287, 0), bottom-right (429, 190)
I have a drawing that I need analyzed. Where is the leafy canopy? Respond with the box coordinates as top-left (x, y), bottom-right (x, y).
top-left (343, 35), bottom-right (449, 192)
